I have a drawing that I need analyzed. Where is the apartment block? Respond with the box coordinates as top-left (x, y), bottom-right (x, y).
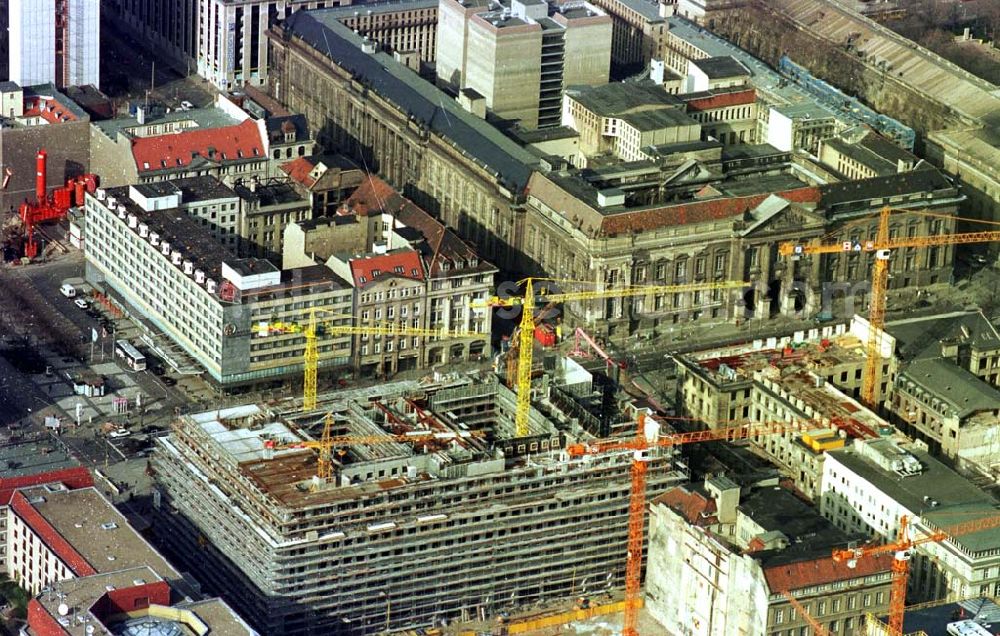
top-left (436, 0), bottom-right (613, 129)
top-left (885, 311), bottom-right (1000, 477)
top-left (89, 104), bottom-right (268, 188)
top-left (0, 466), bottom-right (254, 635)
top-left (151, 386), bottom-right (687, 634)
top-left (281, 153), bottom-right (366, 216)
top-left (8, 0), bottom-right (99, 89)
top-left (647, 477), bottom-right (892, 636)
top-left (83, 183), bottom-right (354, 387)
top-left (283, 176), bottom-right (496, 375)
top-left (234, 177), bottom-right (313, 259)
top-left (197, 0), bottom-right (353, 90)
top-left (821, 439), bottom-right (1000, 602)
top-left (679, 87), bottom-right (758, 145)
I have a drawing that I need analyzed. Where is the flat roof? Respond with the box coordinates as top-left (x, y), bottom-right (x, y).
top-left (0, 438), bottom-right (79, 478)
top-left (691, 56), bottom-right (749, 79)
top-left (740, 485), bottom-right (864, 567)
top-left (101, 185), bottom-right (348, 300)
top-left (284, 9), bottom-right (538, 192)
top-left (565, 82), bottom-right (680, 117)
top-left (621, 108), bottom-right (695, 131)
top-left (25, 486), bottom-right (181, 579)
top-left (827, 444), bottom-right (1000, 553)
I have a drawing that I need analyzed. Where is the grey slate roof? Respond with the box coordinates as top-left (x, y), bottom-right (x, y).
top-left (886, 310), bottom-right (1000, 362)
top-left (284, 9), bottom-right (538, 192)
top-left (899, 358), bottom-right (1000, 420)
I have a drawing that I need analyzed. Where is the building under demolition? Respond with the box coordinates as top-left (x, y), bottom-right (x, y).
top-left (151, 374), bottom-right (686, 635)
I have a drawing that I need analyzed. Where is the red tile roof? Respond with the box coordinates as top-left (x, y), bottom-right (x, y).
top-left (343, 175), bottom-right (406, 217)
top-left (131, 118), bottom-right (264, 173)
top-left (654, 485), bottom-right (717, 526)
top-left (763, 552), bottom-right (892, 593)
top-left (23, 96), bottom-right (80, 124)
top-left (349, 250), bottom-right (425, 288)
top-left (683, 88), bottom-right (757, 113)
top-left (0, 467), bottom-right (93, 505)
top-left (11, 490), bottom-right (97, 577)
top-left (344, 176), bottom-right (488, 276)
top-left (600, 186), bottom-right (822, 235)
top-left (281, 156), bottom-right (318, 187)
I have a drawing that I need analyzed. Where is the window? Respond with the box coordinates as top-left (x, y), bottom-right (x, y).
top-left (863, 594), bottom-right (872, 608)
top-left (774, 609), bottom-right (784, 624)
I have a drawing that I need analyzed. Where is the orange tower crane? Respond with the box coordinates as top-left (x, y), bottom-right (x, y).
top-left (781, 591), bottom-right (830, 636)
top-left (566, 413), bottom-right (820, 636)
top-left (832, 513), bottom-right (1000, 636)
top-left (476, 278), bottom-right (748, 437)
top-left (779, 207), bottom-right (1000, 407)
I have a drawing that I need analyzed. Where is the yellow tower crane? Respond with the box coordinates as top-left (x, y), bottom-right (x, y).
top-left (779, 207), bottom-right (1000, 407)
top-left (264, 413), bottom-right (483, 482)
top-left (252, 308), bottom-right (488, 412)
top-left (475, 278), bottom-right (748, 437)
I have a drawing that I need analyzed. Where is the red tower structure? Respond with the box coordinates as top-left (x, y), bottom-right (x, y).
top-left (17, 149), bottom-right (98, 259)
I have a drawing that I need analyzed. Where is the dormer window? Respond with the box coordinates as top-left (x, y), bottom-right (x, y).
top-left (394, 266), bottom-right (403, 274)
top-left (359, 276), bottom-right (367, 284)
top-left (372, 269), bottom-right (381, 277)
top-left (441, 261), bottom-right (451, 271)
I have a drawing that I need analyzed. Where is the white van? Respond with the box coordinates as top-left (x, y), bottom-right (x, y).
top-left (59, 283), bottom-right (77, 298)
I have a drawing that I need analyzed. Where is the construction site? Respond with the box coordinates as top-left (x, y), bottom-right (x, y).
top-left (149, 370), bottom-right (689, 636)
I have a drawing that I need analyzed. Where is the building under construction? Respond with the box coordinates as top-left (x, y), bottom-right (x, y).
top-left (150, 374), bottom-right (687, 635)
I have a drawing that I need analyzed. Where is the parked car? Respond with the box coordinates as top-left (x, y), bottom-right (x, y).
top-left (74, 298), bottom-right (90, 310)
top-left (109, 429), bottom-right (131, 439)
top-left (60, 283), bottom-right (77, 298)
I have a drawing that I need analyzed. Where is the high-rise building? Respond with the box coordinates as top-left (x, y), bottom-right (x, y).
top-left (436, 0), bottom-right (612, 129)
top-left (7, 0), bottom-right (99, 88)
top-left (197, 0), bottom-right (352, 90)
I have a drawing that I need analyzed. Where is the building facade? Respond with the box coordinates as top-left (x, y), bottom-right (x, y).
top-left (152, 396), bottom-right (685, 635)
top-left (268, 9), bottom-right (539, 272)
top-left (821, 440), bottom-right (1000, 603)
top-left (83, 183), bottom-right (354, 387)
top-left (8, 0), bottom-right (99, 89)
top-left (647, 478), bottom-right (893, 636)
top-left (109, 0), bottom-right (198, 72)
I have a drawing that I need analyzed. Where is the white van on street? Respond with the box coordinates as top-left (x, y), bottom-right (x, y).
top-left (60, 283), bottom-right (77, 298)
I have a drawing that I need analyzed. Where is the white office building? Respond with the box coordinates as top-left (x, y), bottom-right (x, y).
top-left (8, 0), bottom-right (99, 88)
top-left (820, 439), bottom-right (1000, 603)
top-left (197, 0), bottom-right (346, 90)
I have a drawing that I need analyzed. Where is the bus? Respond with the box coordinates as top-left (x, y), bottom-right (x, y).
top-left (114, 339), bottom-right (147, 372)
